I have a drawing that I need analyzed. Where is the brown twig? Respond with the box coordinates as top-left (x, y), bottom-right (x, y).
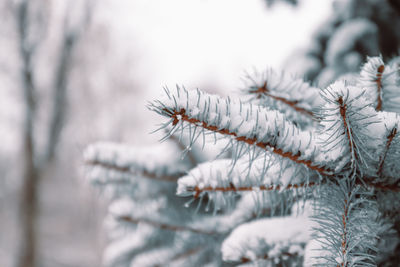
top-left (187, 178), bottom-right (400, 199)
top-left (375, 65), bottom-right (384, 111)
top-left (377, 127), bottom-right (397, 177)
top-left (337, 96), bottom-right (357, 166)
top-left (250, 81), bottom-right (314, 118)
top-left (338, 196), bottom-right (350, 267)
top-left (189, 181), bottom-right (319, 199)
top-left (165, 108), bottom-right (332, 176)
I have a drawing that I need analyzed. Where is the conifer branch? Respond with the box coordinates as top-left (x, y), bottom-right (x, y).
top-left (242, 69), bottom-right (322, 126)
top-left (359, 56), bottom-right (400, 113)
top-left (167, 107), bottom-right (329, 174)
top-left (188, 181), bottom-right (319, 199)
top-left (221, 215), bottom-right (311, 263)
top-left (177, 158), bottom-right (313, 213)
top-left (150, 87), bottom-right (332, 176)
top-left (161, 105), bottom-right (330, 176)
top-left (377, 127), bottom-right (397, 177)
top-left (337, 95), bottom-right (357, 167)
top-left (313, 182), bottom-right (380, 266)
top-left (249, 81), bottom-right (315, 118)
top-left (338, 193), bottom-right (350, 267)
top-left (318, 81), bottom-right (379, 173)
top-left (117, 215), bottom-right (218, 236)
top-left (84, 142), bottom-right (188, 185)
top-left (85, 159), bottom-right (180, 182)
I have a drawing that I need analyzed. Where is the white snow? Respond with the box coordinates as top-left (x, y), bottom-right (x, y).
top-left (221, 215), bottom-right (311, 262)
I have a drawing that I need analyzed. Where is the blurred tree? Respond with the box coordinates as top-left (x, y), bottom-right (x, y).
top-left (3, 1), bottom-right (95, 266)
top-left (284, 0), bottom-right (400, 86)
top-left (265, 0), bottom-right (298, 7)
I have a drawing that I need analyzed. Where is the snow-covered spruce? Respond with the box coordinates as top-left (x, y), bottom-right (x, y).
top-left (85, 56), bottom-right (400, 267)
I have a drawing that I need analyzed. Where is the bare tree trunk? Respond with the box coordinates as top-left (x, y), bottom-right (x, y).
top-left (15, 1), bottom-right (39, 266)
top-left (17, 47), bottom-right (39, 267)
top-left (18, 112), bottom-right (39, 267)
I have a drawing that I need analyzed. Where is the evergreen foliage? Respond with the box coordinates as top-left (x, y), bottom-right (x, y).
top-left (85, 55), bottom-right (400, 266)
top-left (84, 1), bottom-right (400, 266)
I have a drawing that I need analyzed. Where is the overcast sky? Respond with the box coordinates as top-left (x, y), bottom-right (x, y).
top-left (98, 0), bottom-right (333, 95)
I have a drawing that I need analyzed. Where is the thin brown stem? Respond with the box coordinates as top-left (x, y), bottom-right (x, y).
top-left (377, 127), bottom-right (397, 177)
top-left (189, 181), bottom-right (319, 199)
top-left (250, 81), bottom-right (314, 118)
top-left (375, 65), bottom-right (384, 111)
top-left (337, 96), bottom-right (356, 167)
top-left (166, 108), bottom-right (332, 176)
top-left (187, 178), bottom-right (400, 199)
top-left (339, 196), bottom-right (350, 267)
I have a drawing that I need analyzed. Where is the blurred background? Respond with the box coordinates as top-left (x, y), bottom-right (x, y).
top-left (1, 0), bottom-right (399, 266)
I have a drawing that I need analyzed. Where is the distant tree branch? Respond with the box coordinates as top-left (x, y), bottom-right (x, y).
top-left (117, 215), bottom-right (218, 236)
top-left (86, 160), bottom-right (181, 182)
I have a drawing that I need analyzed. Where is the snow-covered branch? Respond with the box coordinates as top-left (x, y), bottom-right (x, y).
top-left (318, 80), bottom-right (379, 174)
top-left (221, 209), bottom-right (312, 264)
top-left (312, 181), bottom-right (383, 266)
top-left (358, 56), bottom-right (400, 113)
top-left (242, 69), bottom-right (322, 125)
top-left (150, 87), bottom-right (332, 176)
top-left (84, 142), bottom-right (188, 184)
